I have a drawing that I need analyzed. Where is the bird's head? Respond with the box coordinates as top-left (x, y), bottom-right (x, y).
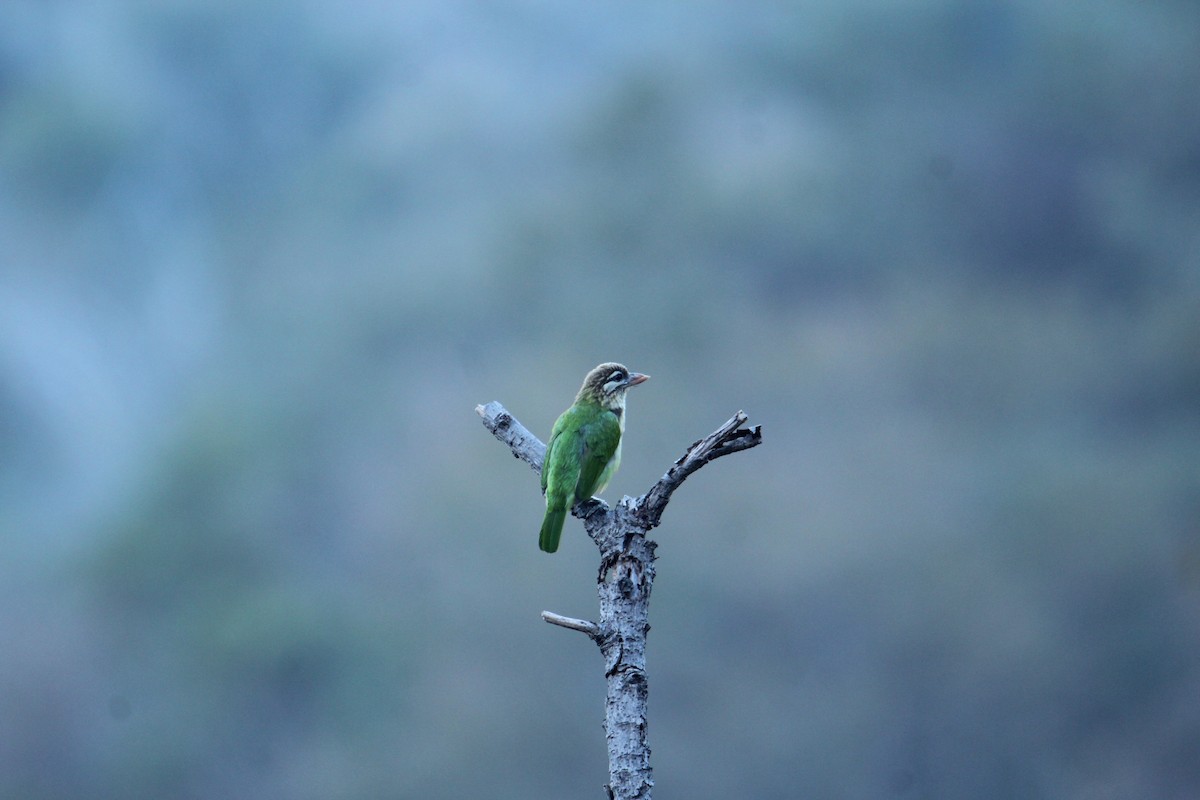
top-left (577, 362), bottom-right (649, 410)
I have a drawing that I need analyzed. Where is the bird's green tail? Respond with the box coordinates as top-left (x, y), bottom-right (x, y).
top-left (539, 505), bottom-right (567, 553)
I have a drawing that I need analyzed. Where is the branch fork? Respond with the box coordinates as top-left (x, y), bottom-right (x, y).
top-left (476, 400), bottom-right (761, 800)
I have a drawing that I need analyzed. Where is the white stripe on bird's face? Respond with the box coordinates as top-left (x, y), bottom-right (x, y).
top-left (601, 385), bottom-right (629, 418)
top-left (601, 368), bottom-right (628, 397)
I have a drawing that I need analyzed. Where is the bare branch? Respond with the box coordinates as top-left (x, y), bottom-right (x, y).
top-left (542, 611), bottom-right (602, 638)
top-left (636, 411), bottom-right (763, 529)
top-left (476, 401), bottom-right (546, 474)
top-left (478, 399), bottom-right (759, 800)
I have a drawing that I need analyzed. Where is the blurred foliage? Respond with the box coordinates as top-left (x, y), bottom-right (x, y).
top-left (1, 1), bottom-right (1198, 798)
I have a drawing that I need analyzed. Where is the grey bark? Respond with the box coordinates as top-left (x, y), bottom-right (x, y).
top-left (476, 401), bottom-right (762, 800)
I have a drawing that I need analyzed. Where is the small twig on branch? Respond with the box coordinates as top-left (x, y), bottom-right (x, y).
top-left (542, 611), bottom-right (602, 639)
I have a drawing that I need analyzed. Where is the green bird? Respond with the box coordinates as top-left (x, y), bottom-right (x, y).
top-left (539, 362), bottom-right (649, 553)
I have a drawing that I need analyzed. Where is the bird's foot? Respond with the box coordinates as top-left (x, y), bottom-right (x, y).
top-left (575, 497), bottom-right (607, 519)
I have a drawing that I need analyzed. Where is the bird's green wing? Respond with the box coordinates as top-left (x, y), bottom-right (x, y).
top-left (539, 407), bottom-right (585, 553)
top-left (574, 410), bottom-right (621, 502)
top-left (542, 407), bottom-right (580, 491)
top-left (541, 416), bottom-right (564, 495)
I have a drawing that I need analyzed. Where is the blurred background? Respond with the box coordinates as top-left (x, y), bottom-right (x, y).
top-left (2, 1), bottom-right (1198, 798)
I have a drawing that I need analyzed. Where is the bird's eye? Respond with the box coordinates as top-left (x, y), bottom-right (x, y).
top-left (608, 370), bottom-right (625, 383)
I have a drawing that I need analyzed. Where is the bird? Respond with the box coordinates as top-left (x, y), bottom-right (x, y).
top-left (539, 362), bottom-right (649, 553)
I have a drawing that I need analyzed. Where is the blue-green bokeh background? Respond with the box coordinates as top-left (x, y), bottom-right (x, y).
top-left (2, 2), bottom-right (1198, 797)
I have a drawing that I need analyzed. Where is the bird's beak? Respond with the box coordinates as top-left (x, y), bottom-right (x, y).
top-left (626, 372), bottom-right (649, 387)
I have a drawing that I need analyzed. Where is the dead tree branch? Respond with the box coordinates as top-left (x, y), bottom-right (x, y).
top-left (636, 410), bottom-right (762, 529)
top-left (476, 401), bottom-right (762, 800)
